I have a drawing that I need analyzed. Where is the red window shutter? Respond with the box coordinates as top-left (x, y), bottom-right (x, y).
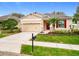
top-left (56, 21), bottom-right (58, 28)
top-left (64, 20), bottom-right (66, 28)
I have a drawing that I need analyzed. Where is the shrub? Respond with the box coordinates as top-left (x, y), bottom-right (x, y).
top-left (1, 28), bottom-right (21, 33)
top-left (49, 29), bottom-right (79, 35)
top-left (72, 29), bottom-right (79, 34)
top-left (13, 28), bottom-right (21, 33)
top-left (2, 18), bottom-right (18, 32)
top-left (52, 30), bottom-right (69, 34)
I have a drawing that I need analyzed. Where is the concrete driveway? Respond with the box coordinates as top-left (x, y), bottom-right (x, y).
top-left (0, 32), bottom-right (38, 43)
top-left (0, 32), bottom-right (39, 53)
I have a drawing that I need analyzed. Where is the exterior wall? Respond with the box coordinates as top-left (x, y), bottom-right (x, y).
top-left (66, 19), bottom-right (72, 30)
top-left (77, 21), bottom-right (79, 29)
top-left (55, 19), bottom-right (72, 30)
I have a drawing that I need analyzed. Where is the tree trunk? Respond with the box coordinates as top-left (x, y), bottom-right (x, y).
top-left (50, 24), bottom-right (55, 32)
top-left (50, 24), bottom-right (53, 32)
top-left (53, 24), bottom-right (55, 30)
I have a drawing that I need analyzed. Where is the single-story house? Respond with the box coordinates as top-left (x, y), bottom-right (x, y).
top-left (20, 12), bottom-right (72, 32)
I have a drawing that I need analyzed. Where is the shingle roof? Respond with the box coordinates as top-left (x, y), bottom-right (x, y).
top-left (44, 12), bottom-right (72, 20)
top-left (32, 12), bottom-right (50, 19)
top-left (23, 12), bottom-right (72, 20)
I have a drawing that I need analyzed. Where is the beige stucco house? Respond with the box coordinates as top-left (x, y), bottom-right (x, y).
top-left (20, 12), bottom-right (72, 32)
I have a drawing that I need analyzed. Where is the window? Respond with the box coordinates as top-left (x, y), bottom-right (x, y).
top-left (58, 20), bottom-right (65, 28)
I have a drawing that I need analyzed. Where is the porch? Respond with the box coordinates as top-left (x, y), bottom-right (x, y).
top-left (43, 19), bottom-right (68, 31)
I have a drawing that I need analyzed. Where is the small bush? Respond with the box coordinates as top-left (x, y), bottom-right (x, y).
top-left (1, 28), bottom-right (21, 33)
top-left (72, 29), bottom-right (79, 34)
top-left (13, 28), bottom-right (21, 33)
top-left (48, 29), bottom-right (79, 35)
top-left (52, 30), bottom-right (69, 34)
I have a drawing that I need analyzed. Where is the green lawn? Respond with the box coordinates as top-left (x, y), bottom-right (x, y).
top-left (0, 34), bottom-right (7, 38)
top-left (21, 45), bottom-right (79, 56)
top-left (0, 29), bottom-right (21, 38)
top-left (35, 34), bottom-right (79, 44)
top-left (0, 32), bottom-right (20, 38)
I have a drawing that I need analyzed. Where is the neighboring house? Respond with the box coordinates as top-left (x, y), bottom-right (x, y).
top-left (0, 13), bottom-right (24, 28)
top-left (20, 12), bottom-right (72, 32)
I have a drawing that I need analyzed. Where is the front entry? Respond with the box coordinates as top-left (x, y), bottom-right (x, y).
top-left (43, 20), bottom-right (50, 30)
top-left (46, 23), bottom-right (50, 30)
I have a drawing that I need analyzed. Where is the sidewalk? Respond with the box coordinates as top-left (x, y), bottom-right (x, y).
top-left (23, 41), bottom-right (79, 51)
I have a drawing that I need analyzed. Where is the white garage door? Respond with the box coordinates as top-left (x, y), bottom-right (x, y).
top-left (22, 23), bottom-right (41, 32)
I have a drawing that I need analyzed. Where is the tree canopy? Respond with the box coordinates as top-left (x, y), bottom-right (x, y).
top-left (76, 6), bottom-right (79, 13)
top-left (11, 13), bottom-right (24, 18)
top-left (2, 18), bottom-right (18, 32)
top-left (73, 6), bottom-right (79, 23)
top-left (48, 17), bottom-right (58, 24)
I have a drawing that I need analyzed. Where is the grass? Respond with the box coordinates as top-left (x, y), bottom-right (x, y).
top-left (0, 29), bottom-right (21, 38)
top-left (35, 34), bottom-right (79, 44)
top-left (0, 33), bottom-right (16, 38)
top-left (0, 32), bottom-right (20, 38)
top-left (0, 34), bottom-right (7, 38)
top-left (21, 45), bottom-right (79, 56)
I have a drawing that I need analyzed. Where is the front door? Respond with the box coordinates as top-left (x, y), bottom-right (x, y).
top-left (46, 23), bottom-right (50, 30)
top-left (44, 20), bottom-right (50, 30)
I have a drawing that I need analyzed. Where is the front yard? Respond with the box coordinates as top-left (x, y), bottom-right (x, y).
top-left (0, 33), bottom-right (18, 38)
top-left (0, 34), bottom-right (7, 38)
top-left (0, 29), bottom-right (21, 38)
top-left (21, 45), bottom-right (79, 56)
top-left (35, 34), bottom-right (79, 44)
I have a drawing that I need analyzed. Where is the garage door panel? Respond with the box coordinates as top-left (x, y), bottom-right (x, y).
top-left (22, 23), bottom-right (41, 32)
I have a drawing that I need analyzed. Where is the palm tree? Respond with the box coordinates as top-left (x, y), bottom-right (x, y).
top-left (48, 17), bottom-right (58, 31)
top-left (73, 13), bottom-right (79, 24)
top-left (73, 6), bottom-right (79, 24)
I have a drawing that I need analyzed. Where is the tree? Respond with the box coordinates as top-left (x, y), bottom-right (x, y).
top-left (76, 6), bottom-right (79, 13)
top-left (48, 17), bottom-right (58, 30)
top-left (12, 13), bottom-right (24, 18)
top-left (0, 21), bottom-right (2, 34)
top-left (73, 14), bottom-right (79, 23)
top-left (2, 18), bottom-right (18, 32)
top-left (73, 6), bottom-right (79, 24)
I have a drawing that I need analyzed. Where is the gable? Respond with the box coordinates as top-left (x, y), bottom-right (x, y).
top-left (21, 14), bottom-right (42, 19)
top-left (20, 14), bottom-right (43, 24)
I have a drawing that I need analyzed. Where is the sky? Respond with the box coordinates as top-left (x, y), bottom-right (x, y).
top-left (0, 2), bottom-right (79, 16)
